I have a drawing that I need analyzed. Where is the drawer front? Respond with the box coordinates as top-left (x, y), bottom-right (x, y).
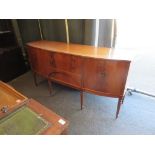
top-left (49, 52), bottom-right (82, 75)
top-left (83, 58), bottom-right (130, 96)
top-left (48, 69), bottom-right (82, 88)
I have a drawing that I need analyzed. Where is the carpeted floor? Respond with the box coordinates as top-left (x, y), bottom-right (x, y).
top-left (9, 71), bottom-right (155, 135)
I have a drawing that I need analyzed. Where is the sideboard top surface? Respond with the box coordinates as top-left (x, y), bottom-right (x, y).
top-left (27, 40), bottom-right (132, 61)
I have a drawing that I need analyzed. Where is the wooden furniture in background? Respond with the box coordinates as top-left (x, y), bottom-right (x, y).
top-left (0, 81), bottom-right (69, 135)
top-left (27, 40), bottom-right (131, 118)
top-left (0, 30), bottom-right (27, 82)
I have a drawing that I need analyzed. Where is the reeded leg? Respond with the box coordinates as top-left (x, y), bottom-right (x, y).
top-left (33, 72), bottom-right (38, 86)
top-left (80, 91), bottom-right (83, 110)
top-left (116, 97), bottom-right (123, 119)
top-left (48, 80), bottom-right (52, 95)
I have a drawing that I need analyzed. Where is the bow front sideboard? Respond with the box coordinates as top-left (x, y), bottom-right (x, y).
top-left (27, 40), bottom-right (131, 118)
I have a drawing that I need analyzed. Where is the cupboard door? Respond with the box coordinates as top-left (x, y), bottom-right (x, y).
top-left (83, 58), bottom-right (130, 96)
top-left (36, 49), bottom-right (50, 77)
top-left (27, 47), bottom-right (49, 77)
top-left (27, 47), bottom-right (39, 73)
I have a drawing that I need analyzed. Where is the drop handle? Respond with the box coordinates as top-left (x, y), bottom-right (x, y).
top-left (50, 55), bottom-right (56, 67)
top-left (100, 72), bottom-right (106, 77)
top-left (50, 59), bottom-right (55, 66)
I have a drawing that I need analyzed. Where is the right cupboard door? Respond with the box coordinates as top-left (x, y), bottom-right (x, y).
top-left (83, 58), bottom-right (130, 97)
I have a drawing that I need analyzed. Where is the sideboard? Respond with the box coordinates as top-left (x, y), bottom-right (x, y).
top-left (27, 40), bottom-right (131, 118)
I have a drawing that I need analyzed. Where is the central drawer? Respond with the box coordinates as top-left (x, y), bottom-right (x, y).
top-left (48, 52), bottom-right (83, 88)
top-left (49, 52), bottom-right (82, 74)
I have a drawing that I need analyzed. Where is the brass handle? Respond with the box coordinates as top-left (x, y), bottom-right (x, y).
top-left (70, 57), bottom-right (76, 70)
top-left (50, 55), bottom-right (56, 67)
top-left (100, 72), bottom-right (106, 77)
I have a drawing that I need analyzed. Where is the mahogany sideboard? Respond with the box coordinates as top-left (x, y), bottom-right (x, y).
top-left (27, 40), bottom-right (131, 118)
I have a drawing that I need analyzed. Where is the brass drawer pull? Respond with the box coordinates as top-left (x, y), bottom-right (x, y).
top-left (48, 71), bottom-right (69, 78)
top-left (100, 72), bottom-right (106, 77)
top-left (71, 57), bottom-right (76, 70)
top-left (50, 54), bottom-right (56, 67)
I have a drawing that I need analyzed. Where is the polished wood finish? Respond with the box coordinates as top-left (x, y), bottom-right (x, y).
top-left (83, 58), bottom-right (130, 97)
top-left (48, 52), bottom-right (82, 89)
top-left (27, 40), bottom-right (131, 118)
top-left (0, 81), bottom-right (27, 111)
top-left (27, 40), bottom-right (130, 60)
top-left (0, 81), bottom-right (69, 134)
top-left (0, 81), bottom-right (28, 119)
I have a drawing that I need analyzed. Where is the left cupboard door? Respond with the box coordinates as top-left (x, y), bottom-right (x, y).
top-left (27, 47), bottom-right (50, 77)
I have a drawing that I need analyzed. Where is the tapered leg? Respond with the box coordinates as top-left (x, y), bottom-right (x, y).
top-left (80, 91), bottom-right (83, 110)
top-left (116, 98), bottom-right (122, 119)
top-left (61, 128), bottom-right (68, 135)
top-left (121, 95), bottom-right (125, 104)
top-left (33, 72), bottom-right (38, 86)
top-left (122, 90), bottom-right (127, 104)
top-left (48, 80), bottom-right (52, 95)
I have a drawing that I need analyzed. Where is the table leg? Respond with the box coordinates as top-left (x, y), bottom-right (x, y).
top-left (121, 95), bottom-right (125, 104)
top-left (61, 128), bottom-right (68, 135)
top-left (80, 91), bottom-right (83, 110)
top-left (116, 97), bottom-right (123, 119)
top-left (48, 80), bottom-right (52, 95)
top-left (33, 72), bottom-right (38, 86)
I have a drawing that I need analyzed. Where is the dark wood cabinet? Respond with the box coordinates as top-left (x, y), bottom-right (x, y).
top-left (0, 23), bottom-right (27, 82)
top-left (0, 47), bottom-right (27, 82)
top-left (27, 41), bottom-right (131, 118)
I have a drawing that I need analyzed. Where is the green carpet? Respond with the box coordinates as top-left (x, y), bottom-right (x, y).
top-left (0, 106), bottom-right (49, 135)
